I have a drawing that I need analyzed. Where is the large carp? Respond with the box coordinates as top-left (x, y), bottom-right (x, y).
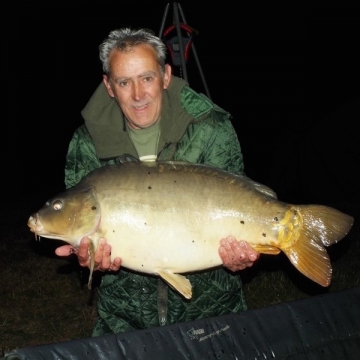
top-left (28, 161), bottom-right (353, 299)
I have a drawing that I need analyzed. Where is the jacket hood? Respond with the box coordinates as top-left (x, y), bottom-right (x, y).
top-left (81, 76), bottom-right (192, 159)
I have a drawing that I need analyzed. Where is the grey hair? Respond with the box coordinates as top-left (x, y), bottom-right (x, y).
top-left (99, 28), bottom-right (167, 75)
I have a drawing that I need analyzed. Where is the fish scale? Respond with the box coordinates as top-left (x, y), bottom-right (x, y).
top-left (28, 160), bottom-right (354, 299)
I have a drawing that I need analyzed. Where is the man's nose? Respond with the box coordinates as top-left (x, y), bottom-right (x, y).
top-left (132, 82), bottom-right (144, 100)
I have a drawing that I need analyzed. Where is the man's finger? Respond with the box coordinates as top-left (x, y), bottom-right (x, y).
top-left (55, 245), bottom-right (76, 257)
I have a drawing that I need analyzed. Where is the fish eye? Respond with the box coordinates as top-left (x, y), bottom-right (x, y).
top-left (53, 200), bottom-right (63, 210)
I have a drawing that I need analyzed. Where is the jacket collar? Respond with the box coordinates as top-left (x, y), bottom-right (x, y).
top-left (82, 76), bottom-right (193, 159)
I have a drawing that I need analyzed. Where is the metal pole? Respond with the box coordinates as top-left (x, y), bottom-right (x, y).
top-left (177, 3), bottom-right (211, 99)
top-left (173, 2), bottom-right (188, 81)
top-left (158, 3), bottom-right (170, 38)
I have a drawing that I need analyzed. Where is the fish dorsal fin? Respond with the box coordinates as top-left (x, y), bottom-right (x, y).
top-left (156, 269), bottom-right (192, 299)
top-left (116, 154), bottom-right (140, 163)
top-left (155, 161), bottom-right (278, 199)
top-left (245, 177), bottom-right (278, 199)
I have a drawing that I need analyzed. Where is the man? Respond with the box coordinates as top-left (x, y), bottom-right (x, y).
top-left (56, 28), bottom-right (259, 336)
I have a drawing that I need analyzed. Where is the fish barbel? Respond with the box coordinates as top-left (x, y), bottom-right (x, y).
top-left (27, 161), bottom-right (354, 299)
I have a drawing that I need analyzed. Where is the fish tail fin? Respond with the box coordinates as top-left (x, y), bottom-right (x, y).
top-left (282, 233), bottom-right (332, 286)
top-left (301, 205), bottom-right (354, 246)
top-left (282, 205), bottom-right (354, 287)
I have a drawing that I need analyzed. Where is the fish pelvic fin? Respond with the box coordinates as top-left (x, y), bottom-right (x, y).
top-left (281, 204), bottom-right (354, 287)
top-left (156, 269), bottom-right (192, 299)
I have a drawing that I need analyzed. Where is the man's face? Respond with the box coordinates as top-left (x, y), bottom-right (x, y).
top-left (103, 44), bottom-right (172, 129)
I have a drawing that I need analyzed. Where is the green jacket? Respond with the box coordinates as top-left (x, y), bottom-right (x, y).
top-left (65, 76), bottom-right (247, 336)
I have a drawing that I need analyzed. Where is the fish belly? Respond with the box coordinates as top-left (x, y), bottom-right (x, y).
top-left (91, 165), bottom-right (286, 274)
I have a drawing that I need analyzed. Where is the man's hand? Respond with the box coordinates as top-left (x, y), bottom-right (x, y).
top-left (219, 236), bottom-right (259, 272)
top-left (56, 236), bottom-right (256, 273)
top-left (55, 237), bottom-right (122, 272)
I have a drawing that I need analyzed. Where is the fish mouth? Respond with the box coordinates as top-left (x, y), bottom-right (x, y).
top-left (27, 214), bottom-right (44, 235)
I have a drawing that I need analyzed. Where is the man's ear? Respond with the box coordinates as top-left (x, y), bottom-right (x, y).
top-left (163, 64), bottom-right (172, 89)
top-left (103, 75), bottom-right (115, 97)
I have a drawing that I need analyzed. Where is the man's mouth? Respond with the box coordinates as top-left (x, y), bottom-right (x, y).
top-left (133, 104), bottom-right (148, 110)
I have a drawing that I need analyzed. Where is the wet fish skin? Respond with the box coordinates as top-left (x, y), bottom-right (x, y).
top-left (27, 161), bottom-right (354, 299)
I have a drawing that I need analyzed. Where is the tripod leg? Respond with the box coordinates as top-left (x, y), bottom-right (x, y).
top-left (177, 3), bottom-right (211, 99)
top-left (158, 3), bottom-right (170, 38)
top-left (173, 3), bottom-right (188, 81)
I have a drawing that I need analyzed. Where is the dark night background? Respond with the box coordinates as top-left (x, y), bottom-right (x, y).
top-left (5, 2), bottom-right (360, 210)
top-left (1, 2), bottom-right (360, 354)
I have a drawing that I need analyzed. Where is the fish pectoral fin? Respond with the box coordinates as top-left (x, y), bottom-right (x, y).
top-left (156, 269), bottom-right (192, 299)
top-left (251, 245), bottom-right (281, 255)
top-left (87, 241), bottom-right (96, 290)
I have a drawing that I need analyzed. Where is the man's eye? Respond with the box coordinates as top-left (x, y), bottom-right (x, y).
top-left (143, 76), bottom-right (153, 82)
top-left (119, 81), bottom-right (128, 87)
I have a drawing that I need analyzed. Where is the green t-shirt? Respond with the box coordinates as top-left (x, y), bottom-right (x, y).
top-left (126, 120), bottom-right (160, 161)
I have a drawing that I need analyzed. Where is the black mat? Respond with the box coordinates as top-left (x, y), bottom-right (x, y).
top-left (4, 286), bottom-right (360, 360)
